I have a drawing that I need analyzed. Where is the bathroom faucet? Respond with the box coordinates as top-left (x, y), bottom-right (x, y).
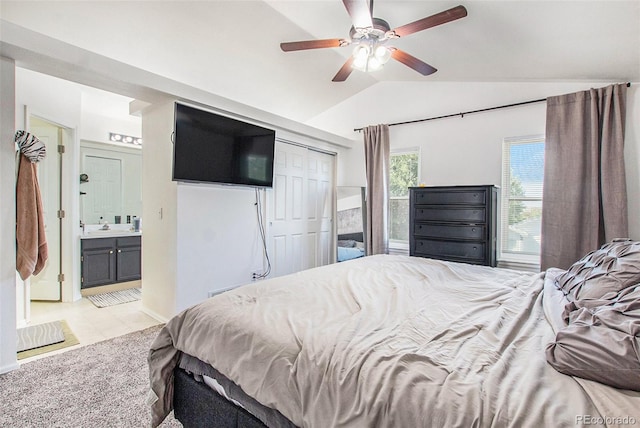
top-left (100, 222), bottom-right (110, 230)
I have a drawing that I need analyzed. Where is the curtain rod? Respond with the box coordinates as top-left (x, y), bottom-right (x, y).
top-left (354, 82), bottom-right (632, 132)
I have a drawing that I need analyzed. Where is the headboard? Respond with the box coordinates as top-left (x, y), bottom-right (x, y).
top-left (338, 232), bottom-right (364, 243)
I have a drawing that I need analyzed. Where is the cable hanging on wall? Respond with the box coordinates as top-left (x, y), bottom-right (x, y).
top-left (253, 188), bottom-right (271, 280)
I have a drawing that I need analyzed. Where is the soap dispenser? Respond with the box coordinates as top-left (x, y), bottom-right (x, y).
top-left (133, 216), bottom-right (141, 232)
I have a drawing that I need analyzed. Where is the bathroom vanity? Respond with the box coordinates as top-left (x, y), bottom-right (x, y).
top-left (80, 233), bottom-right (142, 288)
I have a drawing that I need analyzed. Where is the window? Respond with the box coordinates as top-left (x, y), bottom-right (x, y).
top-left (389, 149), bottom-right (419, 244)
top-left (501, 136), bottom-right (544, 261)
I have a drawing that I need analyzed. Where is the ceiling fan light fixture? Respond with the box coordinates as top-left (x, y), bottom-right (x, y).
top-left (374, 45), bottom-right (391, 64)
top-left (368, 56), bottom-right (383, 71)
top-left (352, 41), bottom-right (390, 72)
top-left (353, 44), bottom-right (370, 61)
top-left (280, 3), bottom-right (468, 81)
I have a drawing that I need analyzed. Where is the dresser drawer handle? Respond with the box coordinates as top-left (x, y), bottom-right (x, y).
top-left (472, 228), bottom-right (476, 232)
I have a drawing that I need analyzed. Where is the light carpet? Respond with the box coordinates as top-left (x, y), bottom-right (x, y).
top-left (17, 320), bottom-right (79, 360)
top-left (0, 325), bottom-right (181, 427)
top-left (87, 287), bottom-right (141, 308)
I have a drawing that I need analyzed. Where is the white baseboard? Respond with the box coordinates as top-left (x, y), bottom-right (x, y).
top-left (140, 306), bottom-right (169, 324)
top-left (0, 362), bottom-right (20, 374)
top-left (389, 247), bottom-right (409, 256)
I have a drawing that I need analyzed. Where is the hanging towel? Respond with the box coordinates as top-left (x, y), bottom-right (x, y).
top-left (16, 152), bottom-right (48, 280)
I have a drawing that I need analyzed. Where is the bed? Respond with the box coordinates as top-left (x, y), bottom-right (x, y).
top-left (149, 240), bottom-right (640, 428)
top-left (337, 232), bottom-right (365, 262)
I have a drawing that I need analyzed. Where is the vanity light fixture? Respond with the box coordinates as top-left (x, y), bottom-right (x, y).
top-left (109, 132), bottom-right (142, 145)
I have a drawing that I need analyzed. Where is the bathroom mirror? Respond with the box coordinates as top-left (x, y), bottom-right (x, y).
top-left (336, 186), bottom-right (367, 262)
top-left (79, 140), bottom-right (142, 225)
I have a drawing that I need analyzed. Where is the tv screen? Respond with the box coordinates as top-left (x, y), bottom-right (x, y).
top-left (172, 103), bottom-right (275, 187)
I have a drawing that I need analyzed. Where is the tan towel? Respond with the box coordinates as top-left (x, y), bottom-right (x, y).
top-left (16, 153), bottom-right (48, 280)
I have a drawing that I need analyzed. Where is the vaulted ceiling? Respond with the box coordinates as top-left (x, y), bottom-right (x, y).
top-left (1, 1), bottom-right (638, 134)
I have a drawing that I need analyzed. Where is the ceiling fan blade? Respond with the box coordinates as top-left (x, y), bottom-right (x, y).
top-left (332, 57), bottom-right (355, 82)
top-left (280, 39), bottom-right (346, 52)
top-left (391, 49), bottom-right (437, 76)
top-left (342, 0), bottom-right (373, 29)
top-left (392, 5), bottom-right (467, 38)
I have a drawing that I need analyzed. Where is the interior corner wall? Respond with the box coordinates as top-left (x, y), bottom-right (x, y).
top-left (337, 139), bottom-right (365, 187)
top-left (141, 101), bottom-right (177, 321)
top-left (0, 56), bottom-right (18, 374)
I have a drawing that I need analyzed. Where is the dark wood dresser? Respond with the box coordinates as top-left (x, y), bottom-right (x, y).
top-left (409, 185), bottom-right (498, 266)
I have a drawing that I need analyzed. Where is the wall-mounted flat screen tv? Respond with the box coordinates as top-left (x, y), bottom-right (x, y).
top-left (172, 103), bottom-right (276, 187)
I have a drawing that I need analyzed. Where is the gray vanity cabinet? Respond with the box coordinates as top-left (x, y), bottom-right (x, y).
top-left (81, 236), bottom-right (141, 288)
top-left (115, 237), bottom-right (142, 282)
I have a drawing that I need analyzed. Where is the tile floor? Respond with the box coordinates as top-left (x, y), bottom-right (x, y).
top-left (22, 296), bottom-right (162, 363)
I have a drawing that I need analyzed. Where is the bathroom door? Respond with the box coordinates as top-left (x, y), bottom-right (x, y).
top-left (28, 117), bottom-right (62, 301)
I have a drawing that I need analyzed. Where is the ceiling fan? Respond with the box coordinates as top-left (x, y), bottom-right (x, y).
top-left (280, 1), bottom-right (467, 82)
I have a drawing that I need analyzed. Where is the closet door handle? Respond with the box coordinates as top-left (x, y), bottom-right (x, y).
top-left (117, 249), bottom-right (122, 253)
top-left (109, 250), bottom-right (114, 254)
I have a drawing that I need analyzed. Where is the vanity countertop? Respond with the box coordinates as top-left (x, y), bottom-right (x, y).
top-left (80, 230), bottom-right (142, 239)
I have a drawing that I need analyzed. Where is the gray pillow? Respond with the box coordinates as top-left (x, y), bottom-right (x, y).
top-left (554, 239), bottom-right (640, 303)
top-left (546, 285), bottom-right (640, 391)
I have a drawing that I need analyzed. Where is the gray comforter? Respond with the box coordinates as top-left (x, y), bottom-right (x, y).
top-left (149, 255), bottom-right (640, 427)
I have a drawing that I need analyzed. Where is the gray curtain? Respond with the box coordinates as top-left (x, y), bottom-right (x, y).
top-left (541, 84), bottom-right (628, 270)
top-left (363, 124), bottom-right (390, 255)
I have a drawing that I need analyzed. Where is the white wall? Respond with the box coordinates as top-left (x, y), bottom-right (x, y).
top-left (140, 101), bottom-right (177, 321)
top-left (80, 85), bottom-right (140, 136)
top-left (0, 56), bottom-right (18, 374)
top-left (176, 184), bottom-right (265, 310)
top-left (308, 81), bottom-right (640, 239)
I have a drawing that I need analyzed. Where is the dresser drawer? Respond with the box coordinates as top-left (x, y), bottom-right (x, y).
top-left (414, 223), bottom-right (485, 240)
top-left (414, 207), bottom-right (486, 223)
top-left (413, 189), bottom-right (487, 205)
top-left (413, 239), bottom-right (486, 261)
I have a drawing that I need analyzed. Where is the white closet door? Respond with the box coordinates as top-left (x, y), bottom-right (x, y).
top-left (268, 142), bottom-right (335, 278)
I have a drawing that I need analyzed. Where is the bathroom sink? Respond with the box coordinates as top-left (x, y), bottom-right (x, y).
top-left (83, 229), bottom-right (139, 238)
